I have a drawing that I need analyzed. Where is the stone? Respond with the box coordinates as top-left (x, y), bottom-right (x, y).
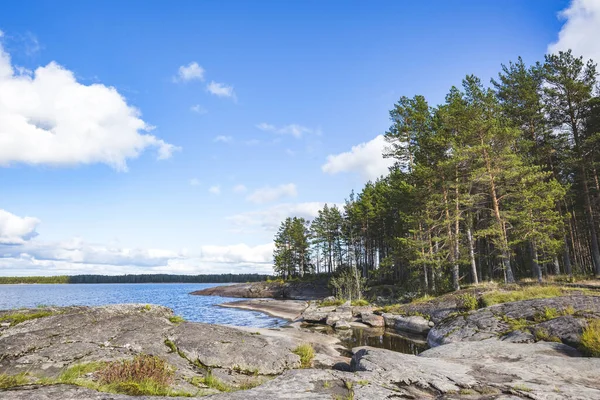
top-left (382, 313), bottom-right (431, 334)
top-left (428, 294), bottom-right (600, 348)
top-left (360, 312), bottom-right (384, 328)
top-left (334, 320), bottom-right (351, 330)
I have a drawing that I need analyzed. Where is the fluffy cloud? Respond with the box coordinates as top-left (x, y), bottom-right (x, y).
top-left (548, 0), bottom-right (600, 62)
top-left (227, 202), bottom-right (342, 233)
top-left (256, 123), bottom-right (318, 138)
top-left (190, 104), bottom-right (207, 114)
top-left (0, 42), bottom-right (177, 170)
top-left (322, 135), bottom-right (394, 181)
top-left (213, 135), bottom-right (233, 143)
top-left (206, 81), bottom-right (235, 98)
top-left (0, 209), bottom-right (275, 276)
top-left (175, 62), bottom-right (205, 82)
top-left (246, 183), bottom-right (297, 204)
top-left (0, 209), bottom-right (40, 244)
top-left (209, 185), bottom-right (221, 195)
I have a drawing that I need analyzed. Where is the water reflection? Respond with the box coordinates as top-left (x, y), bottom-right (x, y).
top-left (340, 327), bottom-right (428, 355)
top-left (302, 323), bottom-right (428, 355)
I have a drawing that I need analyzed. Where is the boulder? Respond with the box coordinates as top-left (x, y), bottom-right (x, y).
top-left (360, 312), bottom-right (384, 328)
top-left (334, 320), bottom-right (351, 330)
top-left (382, 313), bottom-right (431, 334)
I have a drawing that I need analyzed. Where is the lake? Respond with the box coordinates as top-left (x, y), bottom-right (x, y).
top-left (0, 283), bottom-right (286, 328)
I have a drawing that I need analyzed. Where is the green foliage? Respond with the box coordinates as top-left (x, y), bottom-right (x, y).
top-left (581, 319), bottom-right (600, 357)
top-left (190, 372), bottom-right (233, 392)
top-left (351, 299), bottom-right (369, 306)
top-left (329, 266), bottom-right (366, 302)
top-left (481, 286), bottom-right (563, 307)
top-left (319, 298), bottom-right (346, 307)
top-left (457, 293), bottom-right (479, 311)
top-left (534, 328), bottom-right (561, 343)
top-left (0, 373), bottom-right (29, 389)
top-left (168, 315), bottom-right (185, 324)
top-left (273, 217), bottom-right (312, 279)
top-left (0, 310), bottom-right (54, 327)
top-left (292, 343), bottom-right (315, 368)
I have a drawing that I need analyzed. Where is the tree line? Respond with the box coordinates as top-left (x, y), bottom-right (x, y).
top-left (0, 274), bottom-right (271, 284)
top-left (274, 50), bottom-right (600, 294)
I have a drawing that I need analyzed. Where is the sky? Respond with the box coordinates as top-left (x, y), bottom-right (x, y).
top-left (0, 0), bottom-right (598, 276)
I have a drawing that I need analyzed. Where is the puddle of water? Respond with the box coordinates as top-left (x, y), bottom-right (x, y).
top-left (302, 323), bottom-right (429, 355)
top-left (339, 327), bottom-right (429, 355)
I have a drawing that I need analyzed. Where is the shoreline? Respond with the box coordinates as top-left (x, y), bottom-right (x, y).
top-left (219, 299), bottom-right (309, 321)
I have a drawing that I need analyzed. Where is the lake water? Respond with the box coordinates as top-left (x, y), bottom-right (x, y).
top-left (0, 283), bottom-right (286, 328)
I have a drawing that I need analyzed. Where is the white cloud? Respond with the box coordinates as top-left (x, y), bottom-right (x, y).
top-left (0, 209), bottom-right (40, 244)
top-left (189, 178), bottom-right (200, 186)
top-left (190, 104), bottom-right (207, 114)
top-left (209, 185), bottom-right (221, 195)
top-left (213, 135), bottom-right (233, 143)
top-left (0, 209), bottom-right (275, 275)
top-left (206, 81), bottom-right (235, 98)
top-left (548, 0), bottom-right (600, 62)
top-left (0, 42), bottom-right (177, 171)
top-left (233, 184), bottom-right (247, 193)
top-left (322, 135), bottom-right (394, 181)
top-left (227, 202), bottom-right (342, 233)
top-left (175, 62), bottom-right (205, 82)
top-left (246, 183), bottom-right (297, 204)
top-left (256, 123), bottom-right (318, 138)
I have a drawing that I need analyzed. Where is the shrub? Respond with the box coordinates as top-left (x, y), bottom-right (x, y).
top-left (292, 343), bottom-right (315, 368)
top-left (168, 315), bottom-right (185, 324)
top-left (319, 298), bottom-right (346, 307)
top-left (457, 293), bottom-right (479, 311)
top-left (351, 299), bottom-right (369, 307)
top-left (581, 319), bottom-right (600, 357)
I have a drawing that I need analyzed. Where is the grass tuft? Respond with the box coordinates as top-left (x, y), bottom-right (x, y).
top-left (0, 311), bottom-right (54, 327)
top-left (168, 315), bottom-right (186, 324)
top-left (581, 319), bottom-right (600, 357)
top-left (292, 343), bottom-right (315, 368)
top-left (0, 373), bottom-right (29, 389)
top-left (351, 299), bottom-right (369, 307)
top-left (481, 286), bottom-right (563, 307)
top-left (457, 293), bottom-right (479, 311)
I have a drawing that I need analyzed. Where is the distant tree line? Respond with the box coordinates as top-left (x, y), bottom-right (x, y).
top-left (0, 274), bottom-right (271, 284)
top-left (274, 50), bottom-right (600, 293)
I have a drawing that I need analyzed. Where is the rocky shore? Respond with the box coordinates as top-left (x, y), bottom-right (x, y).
top-left (2, 291), bottom-right (600, 399)
top-left (190, 280), bottom-right (330, 300)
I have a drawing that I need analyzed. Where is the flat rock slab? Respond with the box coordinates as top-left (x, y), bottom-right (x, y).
top-left (428, 294), bottom-right (600, 347)
top-left (219, 299), bottom-right (308, 321)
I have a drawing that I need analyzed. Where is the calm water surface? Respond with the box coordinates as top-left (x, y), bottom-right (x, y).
top-left (0, 283), bottom-right (285, 328)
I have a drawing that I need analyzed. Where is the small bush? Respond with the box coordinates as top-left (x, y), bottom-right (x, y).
top-left (168, 315), bottom-right (185, 324)
top-left (581, 319), bottom-right (600, 357)
top-left (97, 355), bottom-right (174, 388)
top-left (351, 299), bottom-right (369, 307)
top-left (457, 293), bottom-right (479, 311)
top-left (534, 328), bottom-right (561, 343)
top-left (319, 299), bottom-right (345, 307)
top-left (292, 343), bottom-right (315, 368)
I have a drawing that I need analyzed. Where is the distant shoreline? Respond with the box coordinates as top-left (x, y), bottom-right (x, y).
top-left (0, 273), bottom-right (272, 285)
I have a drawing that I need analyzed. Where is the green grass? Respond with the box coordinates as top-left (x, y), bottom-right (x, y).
top-left (481, 286), bottom-right (564, 307)
top-left (319, 299), bottom-right (346, 307)
top-left (350, 299), bottom-right (369, 307)
top-left (168, 315), bottom-right (186, 324)
top-left (512, 384), bottom-right (533, 392)
top-left (581, 319), bottom-right (600, 357)
top-left (534, 328), bottom-right (561, 343)
top-left (457, 293), bottom-right (479, 311)
top-left (53, 355), bottom-right (193, 397)
top-left (292, 343), bottom-right (315, 368)
top-left (0, 373), bottom-right (29, 389)
top-left (190, 372), bottom-right (233, 392)
top-left (0, 311), bottom-right (55, 327)
top-left (501, 315), bottom-right (531, 332)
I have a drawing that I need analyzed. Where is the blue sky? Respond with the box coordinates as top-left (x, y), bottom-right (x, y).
top-left (0, 0), bottom-right (597, 276)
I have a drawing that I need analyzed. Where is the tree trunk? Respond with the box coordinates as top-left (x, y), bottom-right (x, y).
top-left (530, 241), bottom-right (542, 283)
top-left (467, 226), bottom-right (478, 284)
